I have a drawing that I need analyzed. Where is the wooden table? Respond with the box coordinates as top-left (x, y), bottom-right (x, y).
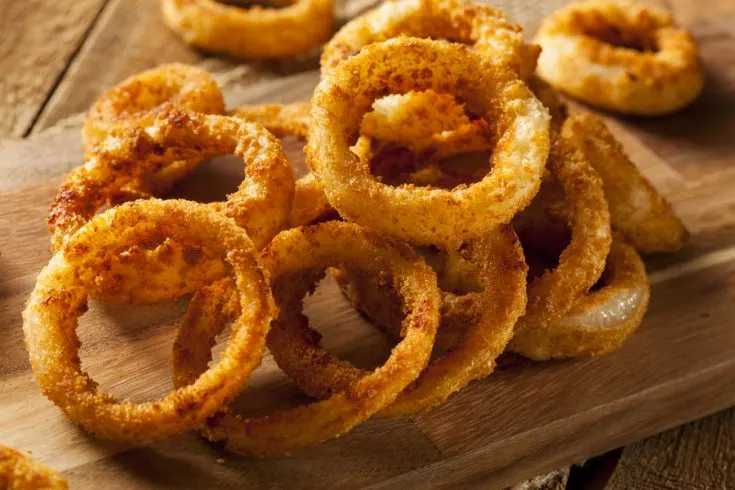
top-left (1, 0), bottom-right (734, 488)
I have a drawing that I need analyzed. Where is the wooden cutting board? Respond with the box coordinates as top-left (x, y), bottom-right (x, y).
top-left (2, 2), bottom-right (735, 489)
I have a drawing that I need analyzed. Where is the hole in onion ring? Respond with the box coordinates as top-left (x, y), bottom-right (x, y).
top-left (512, 177), bottom-right (572, 276)
top-left (210, 332), bottom-right (317, 418)
top-left (303, 274), bottom-right (393, 370)
top-left (77, 298), bottom-right (189, 403)
top-left (199, 273), bottom-right (393, 418)
top-left (166, 155), bottom-right (245, 203)
top-left (164, 131), bottom-right (308, 203)
top-left (368, 147), bottom-right (491, 189)
top-left (584, 25), bottom-right (657, 52)
top-left (354, 89), bottom-right (495, 189)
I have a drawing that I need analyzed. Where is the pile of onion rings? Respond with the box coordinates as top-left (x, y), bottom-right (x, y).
top-left (172, 221), bottom-right (440, 455)
top-left (21, 0), bottom-right (689, 464)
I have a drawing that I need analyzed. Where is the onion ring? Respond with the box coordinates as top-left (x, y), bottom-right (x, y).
top-left (171, 221), bottom-right (440, 456)
top-left (0, 446), bottom-right (67, 490)
top-left (308, 37), bottom-right (551, 246)
top-left (527, 75), bottom-right (568, 129)
top-left (160, 0), bottom-right (335, 60)
top-left (288, 172), bottom-right (335, 227)
top-left (321, 0), bottom-right (539, 79)
top-left (534, 0), bottom-right (704, 115)
top-left (49, 109), bottom-right (293, 303)
top-left (514, 130), bottom-right (612, 333)
top-left (510, 237), bottom-right (649, 359)
top-left (83, 63), bottom-right (225, 196)
top-left (562, 112), bottom-right (687, 253)
top-left (289, 224), bottom-right (527, 416)
top-left (230, 102), bottom-right (333, 227)
top-left (232, 93), bottom-right (493, 228)
top-left (23, 199), bottom-right (276, 443)
top-left (230, 102), bottom-right (309, 139)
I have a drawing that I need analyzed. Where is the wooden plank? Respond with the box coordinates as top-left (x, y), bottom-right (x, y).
top-left (0, 0), bottom-right (107, 137)
top-left (30, 0), bottom-right (203, 133)
top-left (606, 407), bottom-right (735, 490)
top-left (30, 0), bottom-right (347, 133)
top-left (373, 357), bottom-right (735, 489)
top-left (62, 418), bottom-right (443, 489)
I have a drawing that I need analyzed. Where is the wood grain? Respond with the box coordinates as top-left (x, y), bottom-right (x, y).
top-left (30, 0), bottom-right (202, 133)
top-left (0, 0), bottom-right (107, 137)
top-left (30, 0), bottom-right (352, 133)
top-left (607, 408), bottom-right (735, 490)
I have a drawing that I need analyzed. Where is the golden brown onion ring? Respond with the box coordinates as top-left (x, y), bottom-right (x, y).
top-left (232, 93), bottom-right (493, 228)
top-left (288, 172), bottom-right (335, 227)
top-left (308, 37), bottom-right (550, 246)
top-left (534, 0), bottom-right (704, 115)
top-left (285, 224), bottom-right (527, 416)
top-left (321, 0), bottom-right (539, 79)
top-left (230, 102), bottom-right (333, 227)
top-left (49, 109), bottom-right (293, 303)
top-left (527, 75), bottom-right (568, 129)
top-left (230, 102), bottom-right (309, 139)
top-left (510, 237), bottom-right (649, 359)
top-left (161, 0), bottom-right (335, 60)
top-left (514, 131), bottom-right (612, 333)
top-left (562, 112), bottom-right (687, 253)
top-left (0, 446), bottom-right (67, 490)
top-left (24, 199), bottom-right (276, 443)
top-left (171, 221), bottom-right (440, 456)
top-left (83, 63), bottom-right (225, 196)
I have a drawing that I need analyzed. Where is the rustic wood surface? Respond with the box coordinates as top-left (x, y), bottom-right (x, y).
top-left (607, 409), bottom-right (735, 490)
top-left (0, 0), bottom-right (734, 488)
top-left (0, 0), bottom-right (107, 137)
